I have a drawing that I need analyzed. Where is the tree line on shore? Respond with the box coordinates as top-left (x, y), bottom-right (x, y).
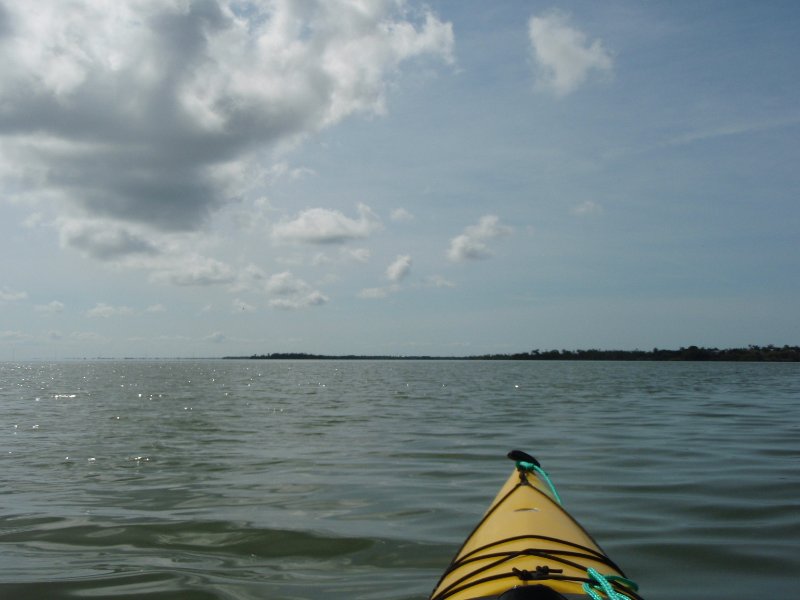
top-left (473, 345), bottom-right (800, 361)
top-left (227, 345), bottom-right (800, 362)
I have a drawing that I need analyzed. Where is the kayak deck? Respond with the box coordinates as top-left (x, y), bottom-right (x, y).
top-left (428, 451), bottom-right (642, 600)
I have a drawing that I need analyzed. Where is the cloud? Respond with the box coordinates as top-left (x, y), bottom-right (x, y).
top-left (0, 287), bottom-right (27, 302)
top-left (265, 271), bottom-right (328, 309)
top-left (269, 161), bottom-right (316, 182)
top-left (358, 286), bottom-right (391, 299)
top-left (146, 303), bottom-right (166, 313)
top-left (270, 291), bottom-right (328, 310)
top-left (0, 1), bottom-right (453, 234)
top-left (205, 331), bottom-right (226, 344)
top-left (358, 254), bottom-right (411, 299)
top-left (86, 302), bottom-right (135, 318)
top-left (1, 330), bottom-right (31, 342)
top-left (664, 115), bottom-right (800, 148)
top-left (35, 300), bottom-right (65, 315)
top-left (272, 204), bottom-right (381, 244)
top-left (46, 214), bottom-right (240, 289)
top-left (571, 200), bottom-right (603, 216)
top-left (342, 247), bottom-right (372, 263)
top-left (386, 254), bottom-right (412, 283)
top-left (0, 3), bottom-right (10, 38)
top-left (71, 331), bottom-right (108, 343)
top-left (150, 254), bottom-right (237, 286)
top-left (447, 215), bottom-right (512, 262)
top-left (528, 10), bottom-right (612, 96)
top-left (230, 263), bottom-right (269, 293)
top-left (58, 218), bottom-right (161, 260)
top-left (424, 274), bottom-right (455, 288)
top-left (390, 208), bottom-right (414, 222)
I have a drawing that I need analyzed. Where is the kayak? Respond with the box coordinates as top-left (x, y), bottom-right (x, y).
top-left (428, 451), bottom-right (643, 600)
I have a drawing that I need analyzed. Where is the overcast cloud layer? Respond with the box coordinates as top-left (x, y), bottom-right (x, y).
top-left (2, 1), bottom-right (799, 357)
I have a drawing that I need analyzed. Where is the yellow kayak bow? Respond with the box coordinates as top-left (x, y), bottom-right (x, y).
top-left (429, 451), bottom-right (643, 600)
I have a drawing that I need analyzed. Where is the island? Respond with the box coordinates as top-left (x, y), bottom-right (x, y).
top-left (225, 345), bottom-right (800, 362)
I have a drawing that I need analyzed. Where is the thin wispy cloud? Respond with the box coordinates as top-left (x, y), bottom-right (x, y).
top-left (424, 275), bottom-right (456, 289)
top-left (86, 303), bottom-right (135, 318)
top-left (0, 288), bottom-right (28, 302)
top-left (343, 248), bottom-right (372, 264)
top-left (150, 254), bottom-right (237, 287)
top-left (205, 331), bottom-right (226, 344)
top-left (35, 301), bottom-right (65, 315)
top-left (390, 208), bottom-right (415, 222)
top-left (265, 271), bottom-right (328, 310)
top-left (665, 115), bottom-right (800, 148)
top-left (1, 331), bottom-right (32, 342)
top-left (571, 200), bottom-right (603, 217)
top-left (358, 287), bottom-right (391, 300)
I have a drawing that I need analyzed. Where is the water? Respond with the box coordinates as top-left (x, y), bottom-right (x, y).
top-left (1, 360), bottom-right (798, 599)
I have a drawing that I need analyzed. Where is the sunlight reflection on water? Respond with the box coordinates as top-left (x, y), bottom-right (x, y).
top-left (1, 359), bottom-right (798, 599)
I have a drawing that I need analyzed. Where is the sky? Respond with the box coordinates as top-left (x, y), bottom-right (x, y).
top-left (1, 0), bottom-right (799, 359)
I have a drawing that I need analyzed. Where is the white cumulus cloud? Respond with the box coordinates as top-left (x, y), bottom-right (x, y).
top-left (447, 215), bottom-right (512, 262)
top-left (528, 10), bottom-right (612, 96)
top-left (0, 0), bottom-right (453, 281)
top-left (386, 254), bottom-right (412, 282)
top-left (0, 1), bottom-right (453, 227)
top-left (272, 204), bottom-right (382, 244)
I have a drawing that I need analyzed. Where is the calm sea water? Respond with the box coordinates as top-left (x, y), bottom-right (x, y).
top-left (1, 360), bottom-right (798, 599)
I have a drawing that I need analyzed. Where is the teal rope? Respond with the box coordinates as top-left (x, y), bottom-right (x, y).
top-left (582, 567), bottom-right (638, 600)
top-left (515, 461), bottom-right (563, 506)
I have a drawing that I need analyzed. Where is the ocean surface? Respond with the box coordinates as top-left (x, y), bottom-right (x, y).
top-left (1, 359), bottom-right (798, 599)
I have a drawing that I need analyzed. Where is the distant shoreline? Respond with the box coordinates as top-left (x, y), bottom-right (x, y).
top-left (224, 345), bottom-right (800, 362)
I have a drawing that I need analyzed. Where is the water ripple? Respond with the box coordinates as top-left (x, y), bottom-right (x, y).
top-left (1, 360), bottom-right (798, 599)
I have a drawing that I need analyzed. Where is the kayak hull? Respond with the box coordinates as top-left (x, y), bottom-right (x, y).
top-left (429, 453), bottom-right (640, 600)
